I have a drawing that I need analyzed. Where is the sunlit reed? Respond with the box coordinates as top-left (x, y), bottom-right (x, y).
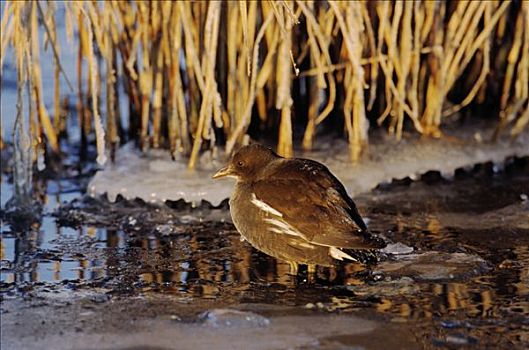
top-left (1, 1), bottom-right (527, 168)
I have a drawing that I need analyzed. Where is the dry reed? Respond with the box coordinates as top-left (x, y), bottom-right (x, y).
top-left (1, 1), bottom-right (527, 168)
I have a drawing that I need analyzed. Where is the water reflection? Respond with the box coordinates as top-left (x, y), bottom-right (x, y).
top-left (2, 211), bottom-right (528, 319)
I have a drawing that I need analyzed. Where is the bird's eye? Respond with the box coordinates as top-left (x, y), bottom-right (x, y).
top-left (237, 161), bottom-right (244, 167)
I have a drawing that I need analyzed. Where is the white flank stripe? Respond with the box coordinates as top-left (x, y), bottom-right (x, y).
top-left (329, 247), bottom-right (357, 261)
top-left (269, 227), bottom-right (285, 234)
top-left (251, 193), bottom-right (283, 217)
top-left (296, 242), bottom-right (316, 249)
top-left (265, 218), bottom-right (301, 237)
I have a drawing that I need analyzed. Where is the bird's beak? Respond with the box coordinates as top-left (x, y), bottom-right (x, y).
top-left (212, 166), bottom-right (232, 179)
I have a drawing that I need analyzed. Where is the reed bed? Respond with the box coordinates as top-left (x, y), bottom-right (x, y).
top-left (1, 1), bottom-right (528, 169)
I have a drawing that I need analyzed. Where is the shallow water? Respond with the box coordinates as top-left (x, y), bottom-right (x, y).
top-left (1, 156), bottom-right (528, 349)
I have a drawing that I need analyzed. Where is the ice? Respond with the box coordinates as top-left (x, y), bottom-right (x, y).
top-left (154, 224), bottom-right (175, 236)
top-left (88, 125), bottom-right (529, 206)
top-left (199, 309), bottom-right (270, 328)
top-left (381, 242), bottom-right (414, 255)
top-left (375, 252), bottom-right (489, 281)
top-left (88, 143), bottom-right (230, 206)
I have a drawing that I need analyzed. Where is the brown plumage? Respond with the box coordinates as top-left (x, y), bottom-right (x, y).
top-left (213, 144), bottom-right (384, 274)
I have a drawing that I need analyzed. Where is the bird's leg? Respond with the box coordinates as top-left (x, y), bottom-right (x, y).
top-left (305, 264), bottom-right (317, 284)
top-left (288, 261), bottom-right (299, 276)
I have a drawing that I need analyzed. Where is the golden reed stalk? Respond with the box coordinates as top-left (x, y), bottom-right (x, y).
top-left (1, 1), bottom-right (527, 167)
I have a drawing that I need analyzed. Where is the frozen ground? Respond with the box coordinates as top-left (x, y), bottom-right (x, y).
top-left (88, 125), bottom-right (529, 206)
top-left (1, 295), bottom-right (422, 350)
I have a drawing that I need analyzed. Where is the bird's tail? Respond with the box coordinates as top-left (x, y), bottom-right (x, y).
top-left (339, 230), bottom-right (388, 265)
top-left (359, 229), bottom-right (387, 249)
top-left (341, 248), bottom-right (386, 265)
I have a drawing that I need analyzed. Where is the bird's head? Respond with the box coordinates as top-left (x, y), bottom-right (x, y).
top-left (212, 144), bottom-right (279, 181)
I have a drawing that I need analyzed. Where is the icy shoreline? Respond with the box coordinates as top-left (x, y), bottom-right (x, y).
top-left (88, 127), bottom-right (529, 206)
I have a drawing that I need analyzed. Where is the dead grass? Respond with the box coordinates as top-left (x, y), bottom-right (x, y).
top-left (1, 1), bottom-right (528, 167)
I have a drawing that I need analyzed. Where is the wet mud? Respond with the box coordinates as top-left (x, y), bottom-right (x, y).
top-left (1, 156), bottom-right (528, 349)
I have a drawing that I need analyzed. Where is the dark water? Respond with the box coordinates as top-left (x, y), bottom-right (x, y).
top-left (1, 156), bottom-right (529, 348)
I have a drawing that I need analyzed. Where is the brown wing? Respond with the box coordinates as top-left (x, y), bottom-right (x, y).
top-left (261, 158), bottom-right (367, 231)
top-left (251, 177), bottom-right (378, 249)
